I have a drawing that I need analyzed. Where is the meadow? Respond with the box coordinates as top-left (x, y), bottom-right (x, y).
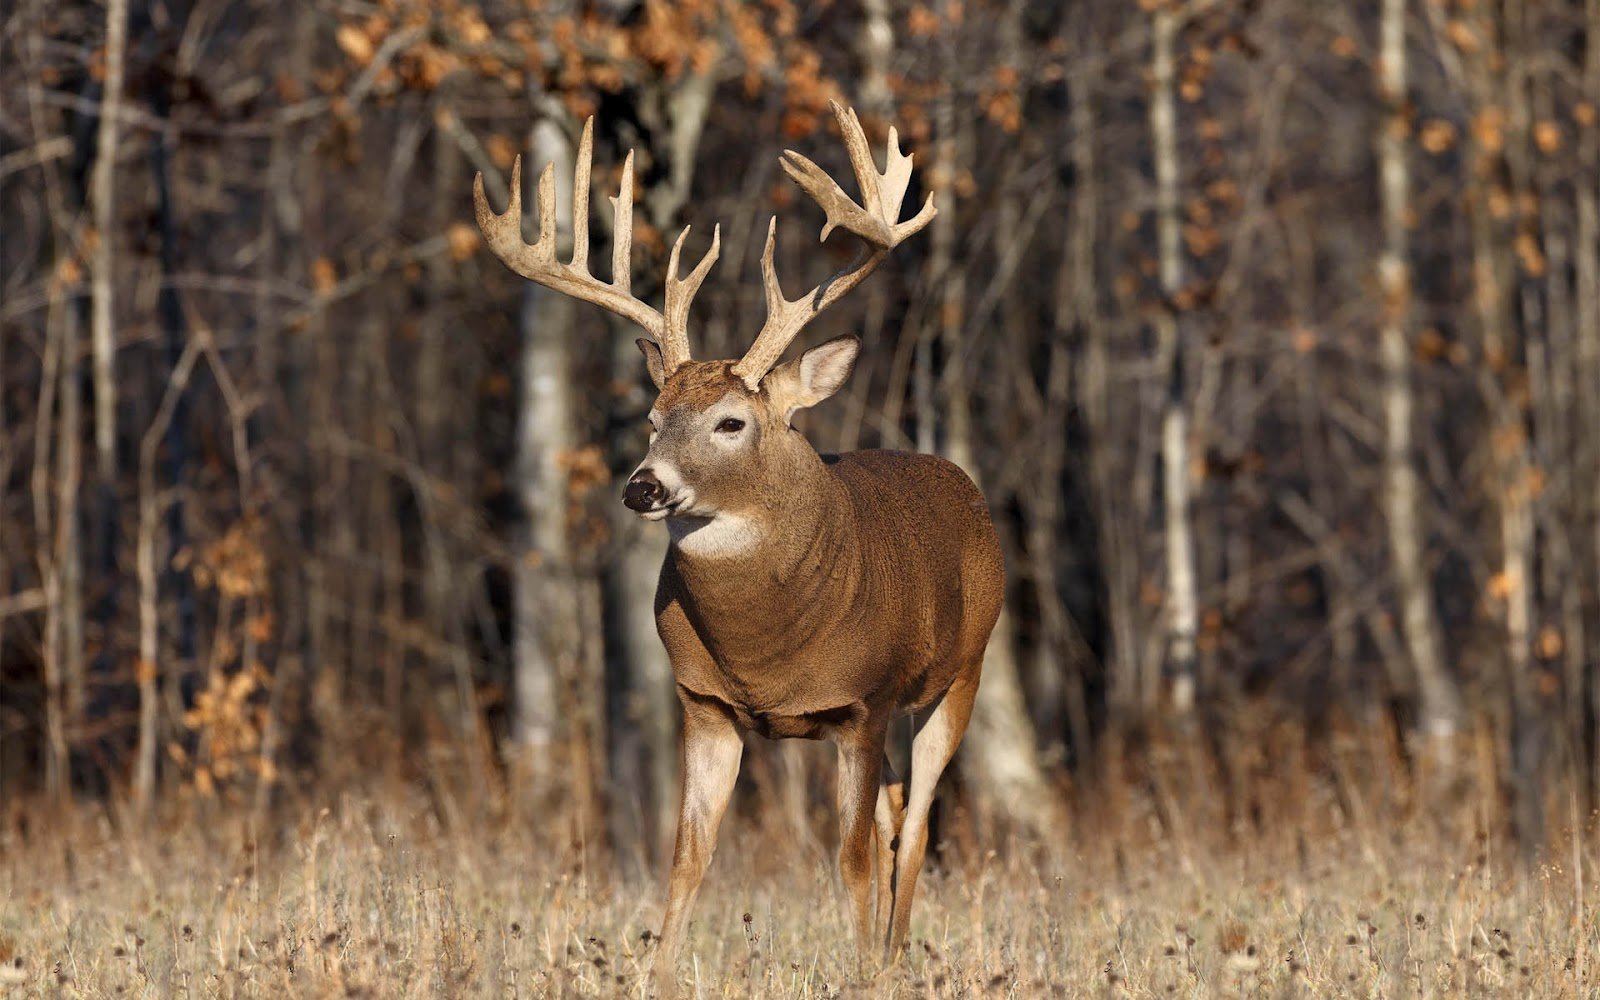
top-left (4, 728), bottom-right (1596, 999)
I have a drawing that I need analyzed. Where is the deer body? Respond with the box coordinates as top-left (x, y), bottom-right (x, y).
top-left (658, 441), bottom-right (1002, 730)
top-left (474, 102), bottom-right (1001, 996)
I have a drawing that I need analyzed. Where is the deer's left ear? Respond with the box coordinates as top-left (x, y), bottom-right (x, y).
top-left (765, 335), bottom-right (860, 422)
top-left (637, 338), bottom-right (667, 390)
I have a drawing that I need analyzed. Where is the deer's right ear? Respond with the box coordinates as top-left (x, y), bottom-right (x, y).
top-left (637, 338), bottom-right (667, 390)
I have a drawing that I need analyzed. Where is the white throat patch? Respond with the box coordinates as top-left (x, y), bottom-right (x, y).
top-left (668, 512), bottom-right (763, 559)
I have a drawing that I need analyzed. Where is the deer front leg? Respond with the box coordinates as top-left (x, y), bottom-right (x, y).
top-left (835, 724), bottom-right (887, 967)
top-left (653, 689), bottom-right (743, 998)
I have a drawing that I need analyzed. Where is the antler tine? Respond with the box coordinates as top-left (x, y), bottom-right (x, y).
top-left (474, 118), bottom-right (724, 375)
top-left (729, 101), bottom-right (936, 389)
top-left (571, 118), bottom-right (593, 274)
top-left (759, 217), bottom-right (786, 316)
top-left (729, 217), bottom-right (862, 383)
top-left (663, 224), bottom-right (720, 371)
top-left (611, 148), bottom-right (635, 299)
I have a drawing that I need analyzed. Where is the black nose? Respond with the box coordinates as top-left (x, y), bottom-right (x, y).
top-left (623, 469), bottom-right (665, 511)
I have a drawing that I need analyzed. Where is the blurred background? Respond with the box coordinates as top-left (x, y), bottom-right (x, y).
top-left (1, 0), bottom-right (1598, 863)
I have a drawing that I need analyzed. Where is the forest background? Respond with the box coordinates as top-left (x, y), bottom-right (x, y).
top-left (3, 0), bottom-right (1600, 877)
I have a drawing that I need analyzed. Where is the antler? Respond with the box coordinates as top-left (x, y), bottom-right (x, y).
top-left (474, 118), bottom-right (720, 376)
top-left (729, 101), bottom-right (937, 389)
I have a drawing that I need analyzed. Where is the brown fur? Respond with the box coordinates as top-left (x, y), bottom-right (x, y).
top-left (640, 353), bottom-right (1004, 995)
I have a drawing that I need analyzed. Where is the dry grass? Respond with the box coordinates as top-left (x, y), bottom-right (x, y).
top-left (3, 779), bottom-right (1597, 1000)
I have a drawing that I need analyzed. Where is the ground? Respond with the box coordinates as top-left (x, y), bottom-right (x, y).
top-left (1, 785), bottom-right (1594, 998)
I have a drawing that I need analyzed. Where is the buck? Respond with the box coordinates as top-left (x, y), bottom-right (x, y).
top-left (474, 102), bottom-right (1004, 993)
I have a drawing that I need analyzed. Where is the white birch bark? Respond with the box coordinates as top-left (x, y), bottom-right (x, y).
top-left (513, 113), bottom-right (580, 793)
top-left (90, 0), bottom-right (126, 486)
top-left (859, 0), bottom-right (894, 120)
top-left (1150, 1), bottom-right (1198, 714)
top-left (1378, 0), bottom-right (1460, 741)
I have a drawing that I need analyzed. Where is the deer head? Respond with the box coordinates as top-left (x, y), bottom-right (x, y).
top-left (473, 102), bottom-right (935, 553)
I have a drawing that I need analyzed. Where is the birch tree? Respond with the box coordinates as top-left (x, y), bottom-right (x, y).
top-left (1378, 0), bottom-right (1461, 744)
top-left (1149, 0), bottom-right (1199, 713)
top-left (512, 106), bottom-right (585, 806)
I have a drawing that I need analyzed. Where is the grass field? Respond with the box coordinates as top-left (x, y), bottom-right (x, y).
top-left (3, 786), bottom-right (1596, 999)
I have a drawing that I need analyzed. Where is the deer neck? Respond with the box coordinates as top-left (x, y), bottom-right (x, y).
top-left (665, 454), bottom-right (856, 662)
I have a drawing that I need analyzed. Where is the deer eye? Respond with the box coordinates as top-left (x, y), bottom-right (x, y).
top-left (715, 417), bottom-right (745, 434)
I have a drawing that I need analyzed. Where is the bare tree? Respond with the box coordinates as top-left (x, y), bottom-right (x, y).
top-left (1149, 0), bottom-right (1199, 713)
top-left (1378, 0), bottom-right (1461, 744)
top-left (512, 105), bottom-right (585, 806)
top-left (1581, 0), bottom-right (1600, 806)
top-left (89, 0), bottom-right (125, 489)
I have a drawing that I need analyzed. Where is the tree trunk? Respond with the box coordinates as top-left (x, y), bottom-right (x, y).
top-left (419, 96), bottom-right (488, 771)
top-left (607, 332), bottom-right (676, 864)
top-left (859, 0), bottom-right (893, 120)
top-left (513, 111), bottom-right (582, 805)
top-left (35, 280), bottom-right (71, 802)
top-left (89, 0), bottom-right (124, 482)
top-left (1579, 0), bottom-right (1600, 808)
top-left (1378, 0), bottom-right (1461, 743)
top-left (605, 510), bottom-right (675, 863)
top-left (88, 0), bottom-right (127, 733)
top-left (1150, 1), bottom-right (1199, 714)
top-left (1060, 48), bottom-right (1112, 761)
top-left (1500, 0), bottom-right (1547, 856)
top-left (931, 81), bottom-right (1053, 837)
top-left (135, 339), bottom-right (202, 815)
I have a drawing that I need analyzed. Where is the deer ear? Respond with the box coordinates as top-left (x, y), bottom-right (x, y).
top-left (766, 335), bottom-right (859, 421)
top-left (636, 338), bottom-right (667, 390)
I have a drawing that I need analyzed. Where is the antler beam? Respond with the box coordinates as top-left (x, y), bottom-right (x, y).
top-left (729, 101), bottom-right (937, 389)
top-left (473, 118), bottom-right (719, 375)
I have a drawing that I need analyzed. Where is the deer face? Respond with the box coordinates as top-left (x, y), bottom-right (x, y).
top-left (624, 337), bottom-right (859, 551)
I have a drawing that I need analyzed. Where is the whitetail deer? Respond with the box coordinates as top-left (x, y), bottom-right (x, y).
top-left (474, 102), bottom-right (1004, 994)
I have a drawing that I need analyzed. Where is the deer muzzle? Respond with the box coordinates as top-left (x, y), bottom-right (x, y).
top-left (624, 469), bottom-right (667, 513)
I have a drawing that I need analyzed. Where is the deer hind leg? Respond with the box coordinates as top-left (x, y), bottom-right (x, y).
top-left (888, 663), bottom-right (980, 956)
top-left (873, 754), bottom-right (906, 956)
top-left (836, 727), bottom-right (886, 967)
top-left (652, 691), bottom-right (743, 998)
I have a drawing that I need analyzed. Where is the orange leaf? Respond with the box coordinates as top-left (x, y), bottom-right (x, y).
top-left (336, 24), bottom-right (375, 66)
top-left (1486, 570), bottom-right (1515, 601)
top-left (1419, 119), bottom-right (1457, 154)
top-left (447, 222), bottom-right (480, 262)
top-left (1515, 233), bottom-right (1546, 277)
top-left (1472, 107), bottom-right (1506, 153)
top-left (1524, 465), bottom-right (1546, 499)
top-left (1537, 626), bottom-right (1563, 660)
top-left (1444, 19), bottom-right (1479, 54)
top-left (311, 257), bottom-right (338, 296)
top-left (486, 134), bottom-right (518, 170)
top-left (1414, 327), bottom-right (1447, 361)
